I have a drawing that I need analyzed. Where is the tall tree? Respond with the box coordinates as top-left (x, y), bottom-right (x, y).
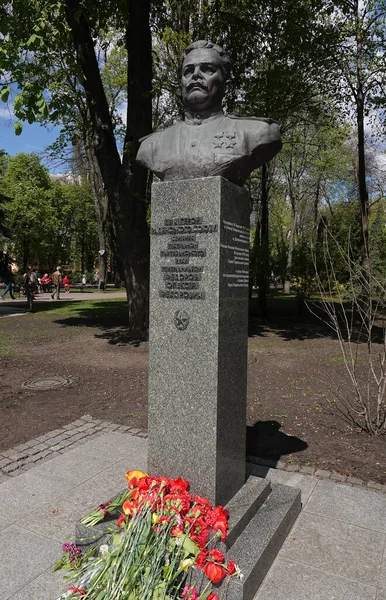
top-left (0, 0), bottom-right (152, 338)
top-left (330, 0), bottom-right (386, 292)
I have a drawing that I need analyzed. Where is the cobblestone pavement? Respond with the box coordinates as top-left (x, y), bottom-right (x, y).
top-left (0, 415), bottom-right (147, 482)
top-left (1, 414), bottom-right (384, 494)
top-left (247, 455), bottom-right (386, 494)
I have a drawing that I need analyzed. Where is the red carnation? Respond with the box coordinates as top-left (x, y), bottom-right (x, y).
top-left (209, 548), bottom-right (225, 563)
top-left (195, 549), bottom-right (208, 569)
top-left (196, 526), bottom-right (209, 548)
top-left (227, 559), bottom-right (236, 575)
top-left (170, 477), bottom-right (189, 492)
top-left (207, 594), bottom-right (220, 600)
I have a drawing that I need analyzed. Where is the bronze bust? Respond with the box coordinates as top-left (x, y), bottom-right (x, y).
top-left (136, 40), bottom-right (282, 187)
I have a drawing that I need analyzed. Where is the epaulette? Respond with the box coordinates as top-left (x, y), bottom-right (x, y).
top-left (139, 122), bottom-right (180, 144)
top-left (226, 115), bottom-right (278, 125)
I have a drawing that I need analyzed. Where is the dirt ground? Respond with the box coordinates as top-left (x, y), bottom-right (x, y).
top-left (0, 295), bottom-right (385, 483)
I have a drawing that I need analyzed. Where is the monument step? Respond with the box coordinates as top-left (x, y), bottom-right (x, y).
top-left (224, 477), bottom-right (272, 549)
top-left (218, 480), bottom-right (301, 600)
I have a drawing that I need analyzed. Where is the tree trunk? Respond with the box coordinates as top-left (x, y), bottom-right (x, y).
top-left (283, 193), bottom-right (297, 294)
top-left (355, 23), bottom-right (370, 299)
top-left (65, 0), bottom-right (152, 338)
top-left (86, 145), bottom-right (108, 292)
top-left (258, 163), bottom-right (269, 317)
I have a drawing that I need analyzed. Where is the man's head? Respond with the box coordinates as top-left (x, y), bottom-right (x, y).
top-left (181, 40), bottom-right (231, 113)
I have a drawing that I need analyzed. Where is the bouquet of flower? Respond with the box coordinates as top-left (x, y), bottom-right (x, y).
top-left (55, 470), bottom-right (241, 600)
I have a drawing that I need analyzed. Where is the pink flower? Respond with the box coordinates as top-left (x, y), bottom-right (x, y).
top-left (182, 584), bottom-right (199, 599)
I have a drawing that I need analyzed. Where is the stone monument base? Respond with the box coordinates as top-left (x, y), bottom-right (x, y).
top-left (188, 475), bottom-right (301, 600)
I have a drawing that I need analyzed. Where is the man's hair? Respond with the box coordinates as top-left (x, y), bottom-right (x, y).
top-left (182, 40), bottom-right (231, 81)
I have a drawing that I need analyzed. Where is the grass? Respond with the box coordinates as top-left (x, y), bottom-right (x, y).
top-left (31, 297), bottom-right (128, 320)
top-left (0, 332), bottom-right (15, 356)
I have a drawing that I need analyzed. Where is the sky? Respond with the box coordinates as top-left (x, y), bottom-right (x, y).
top-left (0, 107), bottom-right (63, 173)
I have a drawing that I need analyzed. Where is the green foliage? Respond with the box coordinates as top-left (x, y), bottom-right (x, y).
top-left (0, 153), bottom-right (98, 272)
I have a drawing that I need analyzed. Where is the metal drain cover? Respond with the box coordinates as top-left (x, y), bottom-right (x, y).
top-left (22, 376), bottom-right (73, 391)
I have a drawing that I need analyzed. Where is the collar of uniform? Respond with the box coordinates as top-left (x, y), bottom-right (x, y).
top-left (184, 107), bottom-right (224, 125)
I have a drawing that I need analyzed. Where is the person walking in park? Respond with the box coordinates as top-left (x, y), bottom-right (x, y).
top-left (51, 266), bottom-right (62, 300)
top-left (63, 273), bottom-right (71, 293)
top-left (0, 268), bottom-right (15, 300)
top-left (23, 267), bottom-right (38, 311)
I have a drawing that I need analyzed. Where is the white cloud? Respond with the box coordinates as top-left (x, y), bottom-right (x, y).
top-left (0, 104), bottom-right (15, 120)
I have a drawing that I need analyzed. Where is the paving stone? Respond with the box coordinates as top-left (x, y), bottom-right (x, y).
top-left (35, 435), bottom-right (51, 443)
top-left (0, 524), bottom-right (61, 598)
top-left (347, 476), bottom-right (365, 486)
top-left (305, 479), bottom-right (386, 533)
top-left (253, 557), bottom-right (378, 600)
top-left (77, 423), bottom-right (96, 431)
top-left (261, 468), bottom-right (318, 506)
top-left (11, 452), bottom-right (30, 461)
top-left (12, 443), bottom-right (31, 452)
top-left (286, 464), bottom-right (300, 472)
top-left (67, 432), bottom-right (88, 442)
top-left (2, 463), bottom-right (21, 474)
top-left (117, 425), bottom-right (131, 432)
top-left (280, 512), bottom-right (384, 584)
top-left (276, 460), bottom-right (287, 470)
top-left (25, 438), bottom-right (40, 448)
top-left (8, 466), bottom-right (29, 477)
top-left (368, 481), bottom-right (384, 491)
top-left (330, 473), bottom-right (347, 482)
top-left (9, 567), bottom-right (68, 600)
top-left (62, 423), bottom-right (76, 430)
top-left (1, 449), bottom-right (17, 458)
top-left (0, 458), bottom-right (12, 469)
top-left (299, 466), bottom-right (315, 475)
top-left (103, 423), bottom-right (121, 431)
top-left (30, 450), bottom-right (116, 490)
top-left (127, 427), bottom-right (141, 435)
top-left (315, 469), bottom-right (331, 478)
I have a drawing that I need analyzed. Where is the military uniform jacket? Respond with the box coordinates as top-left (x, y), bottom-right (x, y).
top-left (136, 111), bottom-right (282, 187)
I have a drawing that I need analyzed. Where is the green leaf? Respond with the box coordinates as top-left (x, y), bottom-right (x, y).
top-left (0, 86), bottom-right (10, 102)
top-left (52, 558), bottom-right (64, 572)
top-left (182, 536), bottom-right (199, 557)
top-left (14, 122), bottom-right (22, 136)
top-left (13, 94), bottom-right (22, 111)
top-left (27, 34), bottom-right (38, 47)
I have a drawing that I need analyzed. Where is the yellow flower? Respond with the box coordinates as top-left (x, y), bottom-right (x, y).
top-left (152, 513), bottom-right (159, 525)
top-left (180, 558), bottom-right (194, 572)
top-left (125, 470), bottom-right (148, 487)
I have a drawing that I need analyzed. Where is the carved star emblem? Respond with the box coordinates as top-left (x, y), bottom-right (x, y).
top-left (213, 132), bottom-right (225, 149)
top-left (225, 131), bottom-right (237, 148)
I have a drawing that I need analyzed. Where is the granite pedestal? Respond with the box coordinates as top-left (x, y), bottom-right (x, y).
top-left (147, 177), bottom-right (250, 506)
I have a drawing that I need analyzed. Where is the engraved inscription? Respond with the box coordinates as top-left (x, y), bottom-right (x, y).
top-left (221, 219), bottom-right (249, 289)
top-left (153, 216), bottom-right (217, 300)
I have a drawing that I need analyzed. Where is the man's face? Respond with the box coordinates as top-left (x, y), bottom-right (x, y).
top-left (181, 48), bottom-right (226, 112)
